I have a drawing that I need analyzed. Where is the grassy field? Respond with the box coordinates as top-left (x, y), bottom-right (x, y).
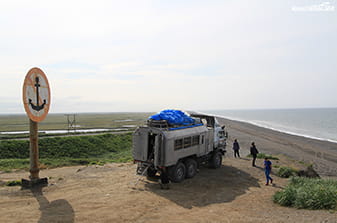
top-left (0, 133), bottom-right (133, 171)
top-left (0, 113), bottom-right (153, 170)
top-left (273, 177), bottom-right (337, 210)
top-left (0, 112), bottom-right (153, 132)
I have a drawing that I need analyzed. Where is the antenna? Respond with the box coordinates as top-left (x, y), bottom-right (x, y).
top-left (65, 114), bottom-right (77, 133)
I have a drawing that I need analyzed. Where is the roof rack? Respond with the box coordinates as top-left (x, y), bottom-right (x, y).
top-left (147, 119), bottom-right (169, 128)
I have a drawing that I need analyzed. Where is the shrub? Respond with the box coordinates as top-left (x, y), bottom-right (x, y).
top-left (6, 180), bottom-right (22, 186)
top-left (0, 141), bottom-right (29, 159)
top-left (273, 187), bottom-right (297, 206)
top-left (297, 165), bottom-right (320, 178)
top-left (0, 133), bottom-right (133, 171)
top-left (0, 133), bottom-right (132, 159)
top-left (273, 177), bottom-right (337, 210)
top-left (277, 166), bottom-right (298, 178)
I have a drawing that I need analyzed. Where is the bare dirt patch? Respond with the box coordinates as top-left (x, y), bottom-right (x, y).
top-left (1, 154), bottom-right (336, 223)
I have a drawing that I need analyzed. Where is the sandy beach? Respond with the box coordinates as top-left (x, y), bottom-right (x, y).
top-left (218, 117), bottom-right (337, 178)
top-left (0, 116), bottom-right (337, 223)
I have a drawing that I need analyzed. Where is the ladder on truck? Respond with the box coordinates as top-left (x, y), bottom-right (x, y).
top-left (133, 162), bottom-right (152, 186)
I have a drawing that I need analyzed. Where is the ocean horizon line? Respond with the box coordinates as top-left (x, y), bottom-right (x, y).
top-left (1, 106), bottom-right (337, 115)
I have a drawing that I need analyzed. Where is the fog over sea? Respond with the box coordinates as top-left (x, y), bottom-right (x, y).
top-left (202, 108), bottom-right (337, 144)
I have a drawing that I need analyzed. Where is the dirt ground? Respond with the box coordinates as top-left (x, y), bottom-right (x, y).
top-left (1, 151), bottom-right (336, 223)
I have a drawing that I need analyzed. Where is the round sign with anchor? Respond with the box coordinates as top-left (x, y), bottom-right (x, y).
top-left (23, 67), bottom-right (51, 122)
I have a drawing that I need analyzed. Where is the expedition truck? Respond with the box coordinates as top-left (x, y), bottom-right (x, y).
top-left (132, 112), bottom-right (227, 183)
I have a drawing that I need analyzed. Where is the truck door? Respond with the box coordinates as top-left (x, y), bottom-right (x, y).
top-left (199, 134), bottom-right (207, 156)
top-left (147, 133), bottom-right (157, 162)
top-left (206, 131), bottom-right (213, 153)
top-left (132, 128), bottom-right (149, 161)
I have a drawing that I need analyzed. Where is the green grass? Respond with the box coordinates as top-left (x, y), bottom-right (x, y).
top-left (0, 133), bottom-right (132, 159)
top-left (0, 112), bottom-right (148, 171)
top-left (0, 156), bottom-right (133, 172)
top-left (277, 166), bottom-right (298, 178)
top-left (0, 133), bottom-right (133, 171)
top-left (273, 177), bottom-right (337, 210)
top-left (5, 180), bottom-right (22, 187)
top-left (0, 130), bottom-right (131, 140)
top-left (247, 153), bottom-right (279, 160)
top-left (0, 159), bottom-right (30, 171)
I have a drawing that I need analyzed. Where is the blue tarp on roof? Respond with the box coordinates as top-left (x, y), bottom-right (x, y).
top-left (149, 109), bottom-right (195, 126)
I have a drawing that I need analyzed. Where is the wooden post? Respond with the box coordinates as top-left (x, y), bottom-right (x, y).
top-left (29, 119), bottom-right (39, 180)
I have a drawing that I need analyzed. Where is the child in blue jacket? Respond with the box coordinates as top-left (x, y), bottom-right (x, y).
top-left (264, 158), bottom-right (273, 185)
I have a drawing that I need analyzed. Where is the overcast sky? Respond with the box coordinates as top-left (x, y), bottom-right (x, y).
top-left (1, 0), bottom-right (336, 113)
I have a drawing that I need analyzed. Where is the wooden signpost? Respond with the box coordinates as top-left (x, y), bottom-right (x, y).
top-left (22, 67), bottom-right (51, 187)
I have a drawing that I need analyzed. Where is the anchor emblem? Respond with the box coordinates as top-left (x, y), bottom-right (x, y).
top-left (29, 76), bottom-right (46, 111)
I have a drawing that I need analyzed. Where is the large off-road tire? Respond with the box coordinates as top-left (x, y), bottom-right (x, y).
top-left (168, 162), bottom-right (186, 183)
top-left (185, 158), bottom-right (198, 178)
top-left (209, 152), bottom-right (222, 169)
top-left (146, 166), bottom-right (157, 177)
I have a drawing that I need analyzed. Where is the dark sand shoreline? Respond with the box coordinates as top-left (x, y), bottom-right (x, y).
top-left (217, 117), bottom-right (337, 177)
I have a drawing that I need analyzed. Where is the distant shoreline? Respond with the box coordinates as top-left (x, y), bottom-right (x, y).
top-left (217, 114), bottom-right (337, 144)
top-left (216, 116), bottom-right (337, 177)
top-left (197, 109), bottom-right (337, 144)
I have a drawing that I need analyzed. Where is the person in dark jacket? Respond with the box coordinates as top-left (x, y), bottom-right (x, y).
top-left (159, 168), bottom-right (170, 189)
top-left (232, 139), bottom-right (240, 158)
top-left (250, 142), bottom-right (259, 167)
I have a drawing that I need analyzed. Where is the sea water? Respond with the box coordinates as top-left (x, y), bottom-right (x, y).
top-left (202, 108), bottom-right (337, 143)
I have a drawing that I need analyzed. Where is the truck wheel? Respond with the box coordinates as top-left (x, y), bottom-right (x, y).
top-left (146, 167), bottom-right (157, 177)
top-left (168, 162), bottom-right (186, 183)
top-left (209, 152), bottom-right (222, 169)
top-left (185, 159), bottom-right (197, 178)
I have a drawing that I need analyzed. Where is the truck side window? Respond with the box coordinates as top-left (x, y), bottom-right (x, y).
top-left (183, 137), bottom-right (192, 148)
top-left (192, 135), bottom-right (200, 146)
top-left (174, 139), bottom-right (183, 150)
top-left (201, 135), bottom-right (204, 144)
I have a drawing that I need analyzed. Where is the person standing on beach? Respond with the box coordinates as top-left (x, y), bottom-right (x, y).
top-left (159, 168), bottom-right (170, 190)
top-left (232, 139), bottom-right (240, 158)
top-left (264, 158), bottom-right (273, 185)
top-left (250, 142), bottom-right (259, 167)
